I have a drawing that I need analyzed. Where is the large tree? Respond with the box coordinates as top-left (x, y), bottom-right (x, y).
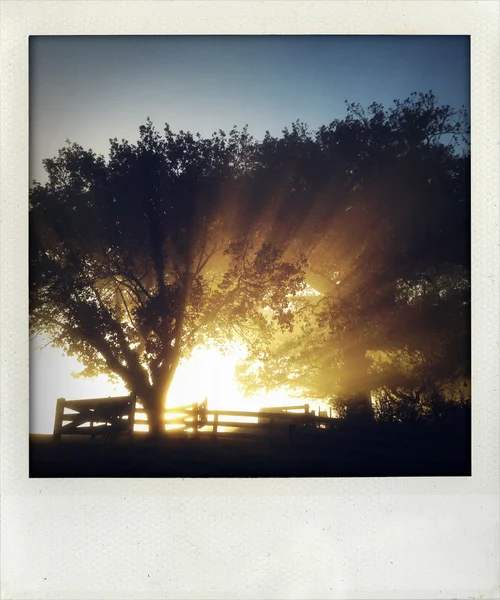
top-left (30, 121), bottom-right (306, 437)
top-left (30, 93), bottom-right (471, 432)
top-left (236, 92), bottom-right (470, 419)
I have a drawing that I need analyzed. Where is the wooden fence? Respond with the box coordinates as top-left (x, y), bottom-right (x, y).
top-left (53, 396), bottom-right (339, 440)
top-left (53, 394), bottom-right (136, 440)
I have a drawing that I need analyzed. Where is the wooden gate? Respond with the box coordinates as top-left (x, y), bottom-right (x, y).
top-left (53, 394), bottom-right (136, 440)
top-left (53, 396), bottom-right (339, 439)
top-left (163, 402), bottom-right (205, 431)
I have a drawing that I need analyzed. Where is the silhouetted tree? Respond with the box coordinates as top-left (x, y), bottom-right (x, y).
top-left (30, 121), bottom-right (306, 437)
top-left (31, 92), bottom-right (470, 431)
top-left (236, 92), bottom-right (470, 420)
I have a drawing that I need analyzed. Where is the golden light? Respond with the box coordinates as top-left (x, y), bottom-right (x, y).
top-left (31, 310), bottom-right (330, 435)
top-left (130, 343), bottom-right (308, 433)
top-left (146, 341), bottom-right (330, 433)
top-left (168, 343), bottom-right (277, 412)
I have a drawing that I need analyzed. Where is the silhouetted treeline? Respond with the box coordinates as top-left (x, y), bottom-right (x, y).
top-left (30, 91), bottom-right (470, 437)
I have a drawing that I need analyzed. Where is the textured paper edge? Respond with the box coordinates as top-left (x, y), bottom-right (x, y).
top-left (1, 2), bottom-right (499, 599)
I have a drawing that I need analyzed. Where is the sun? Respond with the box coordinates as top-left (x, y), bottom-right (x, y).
top-left (166, 342), bottom-right (292, 413)
top-left (133, 341), bottom-right (328, 432)
top-left (143, 341), bottom-right (326, 433)
top-left (30, 334), bottom-right (330, 434)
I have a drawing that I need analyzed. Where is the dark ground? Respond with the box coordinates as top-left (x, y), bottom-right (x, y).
top-left (30, 420), bottom-right (471, 477)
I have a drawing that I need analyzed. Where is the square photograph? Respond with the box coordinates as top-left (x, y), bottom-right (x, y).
top-left (29, 35), bottom-right (471, 477)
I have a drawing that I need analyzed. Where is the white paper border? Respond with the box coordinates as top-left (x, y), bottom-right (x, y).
top-left (1, 2), bottom-right (499, 599)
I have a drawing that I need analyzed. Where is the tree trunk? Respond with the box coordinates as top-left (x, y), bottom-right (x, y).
top-left (134, 345), bottom-right (184, 440)
top-left (141, 387), bottom-right (167, 440)
top-left (345, 391), bottom-right (374, 421)
top-left (341, 345), bottom-right (374, 421)
top-left (147, 408), bottom-right (165, 440)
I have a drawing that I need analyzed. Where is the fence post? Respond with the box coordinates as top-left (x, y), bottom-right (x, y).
top-left (213, 413), bottom-right (218, 436)
top-left (53, 398), bottom-right (65, 441)
top-left (128, 393), bottom-right (136, 439)
top-left (192, 403), bottom-right (198, 434)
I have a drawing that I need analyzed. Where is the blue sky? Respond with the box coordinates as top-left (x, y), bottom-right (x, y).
top-left (30, 35), bottom-right (470, 183)
top-left (29, 35), bottom-right (470, 433)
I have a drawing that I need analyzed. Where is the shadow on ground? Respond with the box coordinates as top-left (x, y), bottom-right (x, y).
top-left (30, 420), bottom-right (471, 478)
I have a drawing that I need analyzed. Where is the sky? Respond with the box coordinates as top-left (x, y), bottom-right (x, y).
top-left (29, 35), bottom-right (470, 433)
top-left (29, 35), bottom-right (470, 183)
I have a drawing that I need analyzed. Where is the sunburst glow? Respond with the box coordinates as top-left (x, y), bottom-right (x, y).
top-left (133, 342), bottom-right (329, 432)
top-left (168, 343), bottom-right (288, 411)
top-left (30, 336), bottom-right (330, 434)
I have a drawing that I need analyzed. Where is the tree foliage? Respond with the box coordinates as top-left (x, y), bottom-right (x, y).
top-left (236, 92), bottom-right (470, 419)
top-left (30, 92), bottom-right (471, 429)
top-left (30, 121), bottom-right (306, 435)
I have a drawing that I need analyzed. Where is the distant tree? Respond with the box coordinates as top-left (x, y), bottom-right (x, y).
top-left (30, 121), bottom-right (306, 437)
top-left (236, 92), bottom-right (470, 420)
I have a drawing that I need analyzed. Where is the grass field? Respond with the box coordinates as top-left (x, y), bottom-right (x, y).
top-left (29, 420), bottom-right (471, 478)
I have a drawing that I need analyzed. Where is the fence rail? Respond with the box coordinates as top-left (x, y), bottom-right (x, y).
top-left (53, 396), bottom-right (339, 440)
top-left (53, 394), bottom-right (137, 440)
